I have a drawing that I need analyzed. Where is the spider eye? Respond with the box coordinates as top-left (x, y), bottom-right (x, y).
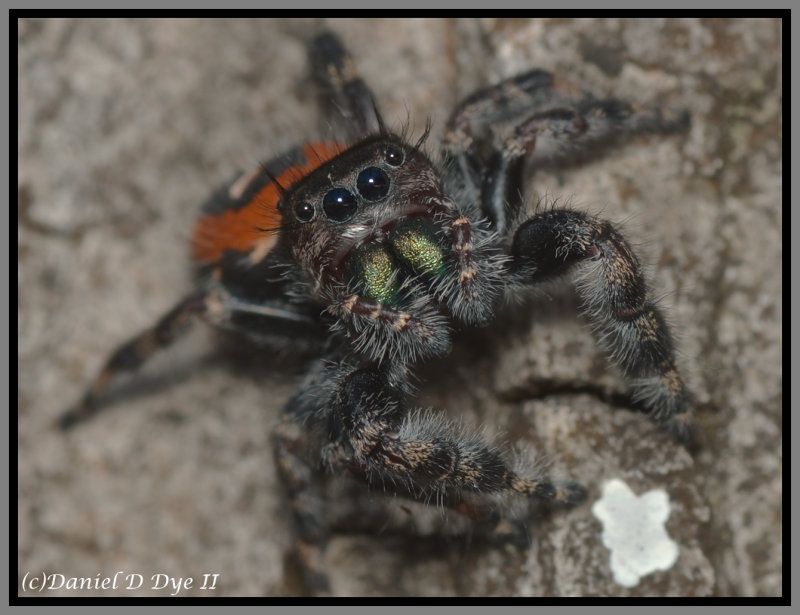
top-left (294, 201), bottom-right (316, 222)
top-left (356, 167), bottom-right (390, 201)
top-left (323, 188), bottom-right (358, 222)
top-left (384, 145), bottom-right (404, 167)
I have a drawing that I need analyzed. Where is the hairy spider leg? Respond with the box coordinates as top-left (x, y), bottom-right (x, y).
top-left (308, 30), bottom-right (382, 138)
top-left (274, 361), bottom-right (588, 595)
top-left (510, 208), bottom-right (693, 441)
top-left (58, 293), bottom-right (209, 429)
top-left (331, 368), bottom-right (588, 504)
top-left (442, 69), bottom-right (568, 226)
top-left (327, 291), bottom-right (453, 364)
top-left (273, 413), bottom-right (333, 597)
top-left (59, 288), bottom-right (321, 430)
top-left (441, 68), bottom-right (689, 234)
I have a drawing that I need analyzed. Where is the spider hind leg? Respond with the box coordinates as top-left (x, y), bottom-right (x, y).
top-left (58, 292), bottom-right (209, 430)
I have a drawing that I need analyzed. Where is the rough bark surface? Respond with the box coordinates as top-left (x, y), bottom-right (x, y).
top-left (18, 18), bottom-right (782, 597)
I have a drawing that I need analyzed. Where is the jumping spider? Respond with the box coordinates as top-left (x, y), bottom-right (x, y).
top-left (61, 30), bottom-right (693, 595)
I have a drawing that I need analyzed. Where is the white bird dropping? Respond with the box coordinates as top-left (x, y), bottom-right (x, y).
top-left (592, 478), bottom-right (679, 588)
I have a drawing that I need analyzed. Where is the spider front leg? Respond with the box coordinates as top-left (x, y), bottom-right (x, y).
top-left (274, 356), bottom-right (587, 595)
top-left (333, 366), bottom-right (588, 509)
top-left (441, 69), bottom-right (570, 225)
top-left (308, 30), bottom-right (381, 138)
top-left (510, 208), bottom-right (693, 441)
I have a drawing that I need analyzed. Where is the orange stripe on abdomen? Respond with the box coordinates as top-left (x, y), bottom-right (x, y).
top-left (191, 142), bottom-right (343, 266)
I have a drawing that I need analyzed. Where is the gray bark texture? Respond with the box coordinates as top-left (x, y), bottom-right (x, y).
top-left (18, 17), bottom-right (782, 597)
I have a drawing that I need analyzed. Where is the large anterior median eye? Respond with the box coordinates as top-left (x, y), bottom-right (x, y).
top-left (323, 188), bottom-right (358, 221)
top-left (356, 167), bottom-right (390, 201)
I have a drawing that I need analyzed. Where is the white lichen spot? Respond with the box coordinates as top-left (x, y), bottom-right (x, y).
top-left (591, 478), bottom-right (679, 588)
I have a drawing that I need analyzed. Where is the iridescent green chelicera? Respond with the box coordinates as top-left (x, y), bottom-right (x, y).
top-left (347, 242), bottom-right (401, 304)
top-left (347, 218), bottom-right (447, 304)
top-left (389, 218), bottom-right (446, 278)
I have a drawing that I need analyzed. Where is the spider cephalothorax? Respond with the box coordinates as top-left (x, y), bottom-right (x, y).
top-left (61, 29), bottom-right (693, 596)
top-left (277, 133), bottom-right (506, 364)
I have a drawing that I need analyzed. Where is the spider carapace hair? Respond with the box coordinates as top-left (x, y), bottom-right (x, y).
top-left (61, 30), bottom-right (693, 596)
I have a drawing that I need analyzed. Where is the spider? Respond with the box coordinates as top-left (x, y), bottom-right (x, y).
top-left (59, 30), bottom-right (693, 595)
